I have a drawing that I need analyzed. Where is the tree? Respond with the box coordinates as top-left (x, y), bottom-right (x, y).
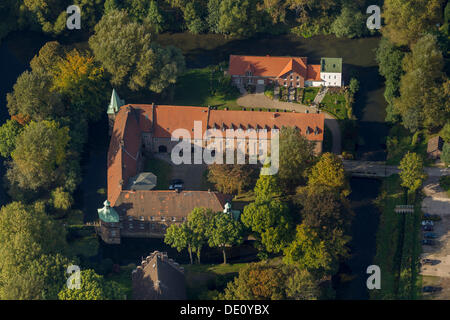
top-left (52, 49), bottom-right (106, 121)
top-left (58, 269), bottom-right (126, 300)
top-left (7, 120), bottom-right (70, 191)
top-left (399, 152), bottom-right (426, 194)
top-left (207, 212), bottom-right (243, 264)
top-left (331, 6), bottom-right (366, 38)
top-left (207, 163), bottom-right (255, 194)
top-left (22, 0), bottom-right (68, 35)
top-left (147, 0), bottom-right (165, 33)
top-left (221, 262), bottom-right (321, 300)
top-left (307, 152), bottom-right (348, 196)
top-left (29, 41), bottom-right (64, 77)
top-left (213, 0), bottom-right (261, 38)
top-left (283, 224), bottom-right (349, 276)
top-left (0, 201), bottom-right (68, 299)
top-left (278, 126), bottom-right (316, 192)
top-left (382, 0), bottom-right (443, 46)
top-left (296, 185), bottom-right (352, 233)
top-left (183, 1), bottom-right (206, 34)
top-left (439, 123), bottom-right (450, 143)
top-left (187, 207), bottom-right (215, 263)
top-left (0, 119), bottom-right (23, 158)
top-left (348, 78), bottom-right (359, 95)
top-left (241, 173), bottom-right (292, 253)
top-left (89, 10), bottom-right (185, 92)
top-left (6, 70), bottom-right (64, 121)
top-left (395, 34), bottom-right (448, 131)
top-left (442, 143), bottom-right (450, 165)
top-left (165, 223), bottom-right (195, 264)
top-left (51, 187), bottom-right (73, 211)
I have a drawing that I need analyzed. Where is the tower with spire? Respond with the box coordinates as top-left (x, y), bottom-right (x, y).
top-left (107, 89), bottom-right (125, 135)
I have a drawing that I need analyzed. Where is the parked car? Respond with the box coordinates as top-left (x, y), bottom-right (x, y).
top-left (421, 220), bottom-right (434, 226)
top-left (169, 179), bottom-right (184, 190)
top-left (422, 213), bottom-right (441, 221)
top-left (423, 286), bottom-right (442, 293)
top-left (420, 259), bottom-right (434, 265)
top-left (422, 225), bottom-right (434, 231)
top-left (422, 239), bottom-right (436, 246)
top-left (424, 232), bottom-right (438, 239)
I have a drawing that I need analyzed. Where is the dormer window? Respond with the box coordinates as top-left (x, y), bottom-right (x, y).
top-left (246, 71), bottom-right (252, 76)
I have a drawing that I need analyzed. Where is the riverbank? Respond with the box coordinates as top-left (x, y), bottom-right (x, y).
top-left (371, 175), bottom-right (422, 299)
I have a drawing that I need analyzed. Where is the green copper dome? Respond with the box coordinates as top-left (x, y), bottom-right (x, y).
top-left (97, 200), bottom-right (119, 223)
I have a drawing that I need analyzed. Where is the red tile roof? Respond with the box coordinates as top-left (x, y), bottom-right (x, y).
top-left (114, 190), bottom-right (231, 218)
top-left (229, 55), bottom-right (308, 78)
top-left (307, 64), bottom-right (322, 81)
top-left (107, 104), bottom-right (324, 207)
top-left (208, 110), bottom-right (324, 141)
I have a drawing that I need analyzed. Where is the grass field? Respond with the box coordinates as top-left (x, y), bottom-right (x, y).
top-left (320, 92), bottom-right (348, 120)
top-left (302, 87), bottom-right (320, 104)
top-left (171, 67), bottom-right (240, 108)
top-left (182, 263), bottom-right (248, 299)
top-left (371, 175), bottom-right (422, 299)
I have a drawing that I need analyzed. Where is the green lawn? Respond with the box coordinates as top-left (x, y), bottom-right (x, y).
top-left (143, 157), bottom-right (172, 190)
top-left (182, 263), bottom-right (249, 299)
top-left (371, 175), bottom-right (422, 299)
top-left (439, 175), bottom-right (450, 197)
top-left (105, 264), bottom-right (135, 300)
top-left (171, 67), bottom-right (240, 108)
top-left (320, 92), bottom-right (348, 120)
top-left (302, 87), bottom-right (320, 104)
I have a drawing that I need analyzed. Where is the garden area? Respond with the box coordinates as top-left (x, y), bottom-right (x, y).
top-left (320, 91), bottom-right (348, 120)
top-left (302, 87), bottom-right (320, 104)
top-left (169, 64), bottom-right (241, 108)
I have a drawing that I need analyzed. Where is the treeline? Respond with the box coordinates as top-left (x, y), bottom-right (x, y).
top-left (0, 0), bottom-right (381, 43)
top-left (166, 128), bottom-right (353, 299)
top-left (375, 0), bottom-right (449, 164)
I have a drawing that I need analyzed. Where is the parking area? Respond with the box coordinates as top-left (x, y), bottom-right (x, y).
top-left (154, 153), bottom-right (209, 191)
top-left (419, 176), bottom-right (450, 299)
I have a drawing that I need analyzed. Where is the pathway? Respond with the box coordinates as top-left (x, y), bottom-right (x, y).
top-left (236, 93), bottom-right (342, 154)
top-left (313, 87), bottom-right (328, 105)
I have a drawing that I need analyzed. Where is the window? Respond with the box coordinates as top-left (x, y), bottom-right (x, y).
top-left (140, 223), bottom-right (145, 230)
top-left (111, 230), bottom-right (116, 237)
top-left (129, 223), bottom-right (133, 230)
top-left (290, 76), bottom-right (293, 80)
top-left (296, 76), bottom-right (299, 80)
top-left (128, 216), bottom-right (133, 221)
top-left (171, 217), bottom-right (176, 222)
top-left (161, 216), bottom-right (166, 221)
top-left (139, 216), bottom-right (144, 221)
top-left (334, 75), bottom-right (336, 79)
top-left (297, 82), bottom-right (300, 87)
top-left (284, 81), bottom-right (287, 86)
top-left (150, 216), bottom-right (154, 221)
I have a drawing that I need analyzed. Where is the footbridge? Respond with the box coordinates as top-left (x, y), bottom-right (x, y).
top-left (342, 160), bottom-right (449, 178)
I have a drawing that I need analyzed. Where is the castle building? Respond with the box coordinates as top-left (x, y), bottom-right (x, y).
top-left (97, 91), bottom-right (325, 244)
